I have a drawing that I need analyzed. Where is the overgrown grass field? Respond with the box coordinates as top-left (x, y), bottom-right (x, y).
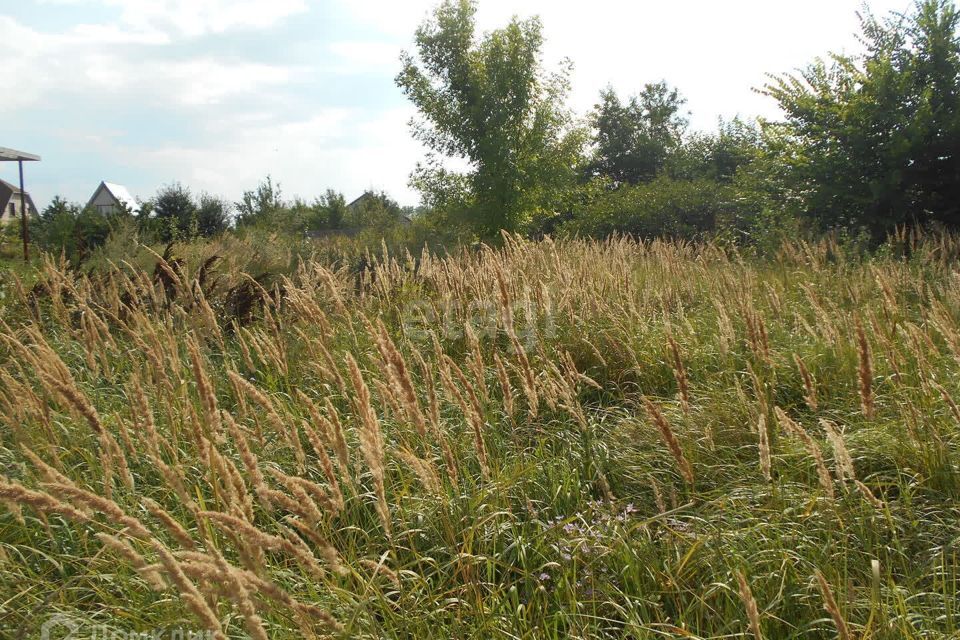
top-left (1, 231), bottom-right (960, 638)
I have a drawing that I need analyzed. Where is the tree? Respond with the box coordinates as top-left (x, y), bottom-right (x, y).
top-left (235, 176), bottom-right (284, 228)
top-left (153, 183), bottom-right (197, 241)
top-left (310, 189), bottom-right (347, 230)
top-left (762, 0), bottom-right (960, 238)
top-left (196, 193), bottom-right (231, 237)
top-left (585, 82), bottom-right (688, 185)
top-left (667, 118), bottom-right (762, 183)
top-left (31, 197), bottom-right (116, 262)
top-left (396, 0), bottom-right (585, 237)
top-left (31, 196), bottom-right (82, 255)
top-left (346, 191), bottom-right (403, 229)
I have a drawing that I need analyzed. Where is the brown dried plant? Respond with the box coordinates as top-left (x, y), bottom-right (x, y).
top-left (642, 397), bottom-right (694, 487)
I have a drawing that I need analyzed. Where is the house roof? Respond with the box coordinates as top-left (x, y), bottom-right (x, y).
top-left (87, 181), bottom-right (141, 214)
top-left (345, 191), bottom-right (414, 225)
top-left (0, 178), bottom-right (25, 194)
top-left (346, 192), bottom-right (375, 210)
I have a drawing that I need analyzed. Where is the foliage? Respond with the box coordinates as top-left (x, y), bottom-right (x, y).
top-left (233, 179), bottom-right (408, 237)
top-left (344, 190), bottom-right (404, 229)
top-left (562, 175), bottom-right (757, 240)
top-left (152, 182), bottom-right (198, 241)
top-left (195, 193), bottom-right (232, 238)
top-left (0, 218), bottom-right (20, 253)
top-left (762, 0), bottom-right (960, 239)
top-left (666, 117), bottom-right (763, 183)
top-left (397, 0), bottom-right (585, 237)
top-left (585, 82), bottom-right (688, 185)
top-left (573, 92), bottom-right (768, 242)
top-left (234, 175), bottom-right (286, 229)
top-left (310, 189), bottom-right (348, 231)
top-left (145, 183), bottom-right (231, 242)
top-left (29, 196), bottom-right (129, 262)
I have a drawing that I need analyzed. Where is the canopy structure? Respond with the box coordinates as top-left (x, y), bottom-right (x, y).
top-left (0, 146), bottom-right (41, 261)
top-left (0, 147), bottom-right (41, 162)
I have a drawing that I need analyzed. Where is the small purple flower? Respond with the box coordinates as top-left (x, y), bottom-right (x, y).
top-left (538, 572), bottom-right (551, 581)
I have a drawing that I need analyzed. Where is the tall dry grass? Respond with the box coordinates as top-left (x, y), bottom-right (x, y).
top-left (1, 229), bottom-right (959, 637)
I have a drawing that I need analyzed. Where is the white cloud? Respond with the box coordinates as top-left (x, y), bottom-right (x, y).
top-left (67, 22), bottom-right (170, 45)
top-left (38, 0), bottom-right (308, 38)
top-left (0, 13), bottom-right (301, 114)
top-left (144, 58), bottom-right (300, 106)
top-left (111, 0), bottom-right (307, 37)
top-left (0, 18), bottom-right (52, 111)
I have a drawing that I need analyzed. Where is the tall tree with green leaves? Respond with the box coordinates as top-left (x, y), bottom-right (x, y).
top-left (585, 82), bottom-right (688, 186)
top-left (313, 189), bottom-right (347, 230)
top-left (762, 0), bottom-right (960, 239)
top-left (667, 118), bottom-right (762, 183)
top-left (195, 194), bottom-right (231, 237)
top-left (153, 183), bottom-right (197, 242)
top-left (396, 0), bottom-right (584, 237)
top-left (235, 176), bottom-right (284, 228)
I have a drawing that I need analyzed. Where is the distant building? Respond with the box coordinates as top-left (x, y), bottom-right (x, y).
top-left (86, 181), bottom-right (141, 215)
top-left (346, 191), bottom-right (412, 225)
top-left (304, 192), bottom-right (413, 240)
top-left (345, 192), bottom-right (377, 212)
top-left (0, 178), bottom-right (38, 226)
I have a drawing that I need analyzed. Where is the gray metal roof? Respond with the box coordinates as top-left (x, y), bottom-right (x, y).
top-left (0, 146), bottom-right (41, 162)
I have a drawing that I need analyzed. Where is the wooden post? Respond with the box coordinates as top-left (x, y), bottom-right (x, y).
top-left (18, 159), bottom-right (29, 262)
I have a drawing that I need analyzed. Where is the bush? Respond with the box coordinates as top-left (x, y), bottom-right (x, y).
top-left (30, 196), bottom-right (130, 263)
top-left (562, 177), bottom-right (756, 240)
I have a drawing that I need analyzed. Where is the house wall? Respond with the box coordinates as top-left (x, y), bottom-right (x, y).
top-left (89, 186), bottom-right (120, 214)
top-left (0, 200), bottom-right (16, 226)
top-left (0, 192), bottom-right (35, 227)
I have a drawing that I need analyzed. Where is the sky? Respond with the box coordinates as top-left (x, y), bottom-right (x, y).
top-left (1, 0), bottom-right (912, 210)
